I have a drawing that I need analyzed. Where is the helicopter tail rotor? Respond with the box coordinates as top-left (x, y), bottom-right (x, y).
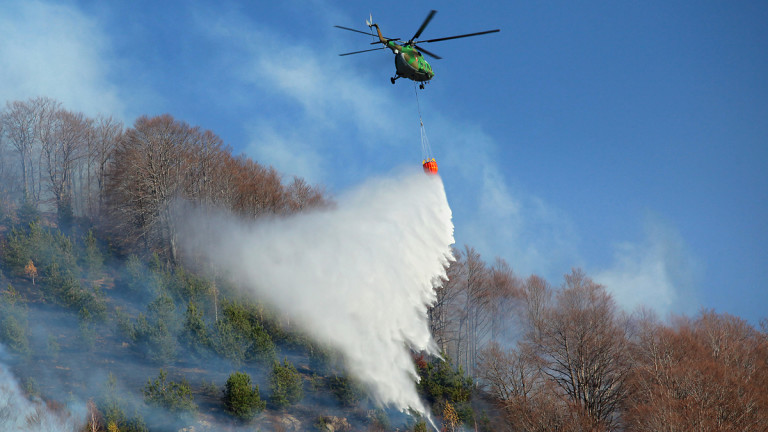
top-left (366, 13), bottom-right (373, 28)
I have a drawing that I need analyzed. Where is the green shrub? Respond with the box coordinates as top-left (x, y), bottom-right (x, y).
top-left (143, 369), bottom-right (196, 414)
top-left (0, 315), bottom-right (29, 354)
top-left (328, 374), bottom-right (365, 407)
top-left (308, 343), bottom-right (338, 375)
top-left (212, 319), bottom-right (247, 364)
top-left (134, 294), bottom-right (180, 363)
top-left (269, 359), bottom-right (304, 409)
top-left (0, 287), bottom-right (29, 354)
top-left (417, 356), bottom-right (473, 405)
top-left (413, 420), bottom-right (428, 432)
top-left (245, 326), bottom-right (276, 364)
top-left (2, 228), bottom-right (31, 273)
top-left (223, 371), bottom-right (266, 421)
top-left (15, 199), bottom-right (40, 227)
top-left (181, 301), bottom-right (210, 355)
top-left (212, 301), bottom-right (277, 365)
top-left (100, 373), bottom-right (149, 432)
top-left (416, 356), bottom-right (475, 426)
top-left (114, 308), bottom-right (137, 342)
top-left (81, 229), bottom-right (104, 278)
top-left (40, 261), bottom-right (105, 318)
top-left (119, 255), bottom-right (159, 299)
top-left (161, 265), bottom-right (211, 305)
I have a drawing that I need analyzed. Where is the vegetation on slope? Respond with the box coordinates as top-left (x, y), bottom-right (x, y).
top-left (1, 97), bottom-right (767, 431)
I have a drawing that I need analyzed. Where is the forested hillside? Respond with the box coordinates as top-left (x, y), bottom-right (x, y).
top-left (1, 97), bottom-right (767, 432)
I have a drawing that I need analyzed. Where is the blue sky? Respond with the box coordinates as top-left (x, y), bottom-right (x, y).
top-left (2, 0), bottom-right (766, 324)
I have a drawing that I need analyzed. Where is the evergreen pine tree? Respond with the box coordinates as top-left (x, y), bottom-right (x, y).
top-left (223, 371), bottom-right (265, 421)
top-left (269, 358), bottom-right (304, 409)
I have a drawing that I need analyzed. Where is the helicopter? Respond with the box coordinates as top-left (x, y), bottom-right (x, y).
top-left (335, 10), bottom-right (499, 89)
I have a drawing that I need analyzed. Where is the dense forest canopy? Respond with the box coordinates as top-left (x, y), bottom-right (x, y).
top-left (0, 97), bottom-right (767, 431)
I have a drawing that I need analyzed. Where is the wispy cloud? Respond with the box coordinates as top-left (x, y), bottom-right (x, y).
top-left (594, 215), bottom-right (700, 317)
top-left (0, 1), bottom-right (124, 117)
top-left (198, 11), bottom-right (413, 182)
top-left (243, 120), bottom-right (327, 183)
top-left (459, 162), bottom-right (581, 279)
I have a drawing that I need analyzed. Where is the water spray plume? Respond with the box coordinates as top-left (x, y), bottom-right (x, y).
top-left (178, 171), bottom-right (454, 422)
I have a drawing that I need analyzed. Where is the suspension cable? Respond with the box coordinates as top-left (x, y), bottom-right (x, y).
top-left (414, 84), bottom-right (434, 162)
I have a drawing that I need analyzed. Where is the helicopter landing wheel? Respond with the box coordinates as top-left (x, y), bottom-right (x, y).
top-left (390, 77), bottom-right (396, 85)
top-left (419, 83), bottom-right (425, 89)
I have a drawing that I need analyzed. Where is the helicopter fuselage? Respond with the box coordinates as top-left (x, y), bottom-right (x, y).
top-left (390, 42), bottom-right (434, 82)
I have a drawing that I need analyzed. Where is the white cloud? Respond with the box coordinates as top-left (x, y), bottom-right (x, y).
top-left (460, 168), bottom-right (581, 279)
top-left (244, 121), bottom-right (326, 183)
top-left (0, 1), bottom-right (123, 117)
top-left (480, 168), bottom-right (522, 218)
top-left (595, 215), bottom-right (700, 317)
top-left (198, 11), bottom-right (420, 184)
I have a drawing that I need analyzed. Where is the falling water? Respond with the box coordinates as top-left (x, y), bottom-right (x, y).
top-left (178, 170), bottom-right (454, 422)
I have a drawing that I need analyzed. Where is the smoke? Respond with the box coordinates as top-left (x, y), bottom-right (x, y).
top-left (0, 346), bottom-right (83, 432)
top-left (594, 215), bottom-right (699, 318)
top-left (178, 170), bottom-right (454, 419)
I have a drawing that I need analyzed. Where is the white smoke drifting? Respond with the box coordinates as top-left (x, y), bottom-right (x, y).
top-left (178, 170), bottom-right (454, 418)
top-left (0, 348), bottom-right (83, 432)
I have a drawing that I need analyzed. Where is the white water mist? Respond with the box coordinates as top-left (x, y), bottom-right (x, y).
top-left (178, 171), bottom-right (454, 418)
top-left (0, 348), bottom-right (84, 432)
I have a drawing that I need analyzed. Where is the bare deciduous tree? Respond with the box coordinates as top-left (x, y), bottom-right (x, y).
top-left (40, 109), bottom-right (91, 221)
top-left (284, 176), bottom-right (327, 213)
top-left (433, 248), bottom-right (522, 378)
top-left (106, 114), bottom-right (194, 260)
top-left (478, 341), bottom-right (538, 402)
top-left (429, 247), bottom-right (462, 354)
top-left (626, 311), bottom-right (768, 432)
top-left (86, 115), bottom-right (123, 218)
top-left (0, 118), bottom-right (13, 206)
top-left (531, 270), bottom-right (631, 429)
top-left (104, 113), bottom-right (328, 263)
top-left (2, 99), bottom-right (41, 201)
top-left (486, 258), bottom-right (523, 343)
top-left (458, 246), bottom-right (490, 376)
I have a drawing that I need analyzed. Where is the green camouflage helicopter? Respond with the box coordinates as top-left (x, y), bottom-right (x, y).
top-left (336, 10), bottom-right (499, 89)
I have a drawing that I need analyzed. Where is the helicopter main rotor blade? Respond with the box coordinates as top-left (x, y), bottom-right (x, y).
top-left (410, 9), bottom-right (437, 42)
top-left (339, 47), bottom-right (388, 56)
top-left (417, 29), bottom-right (500, 44)
top-left (334, 25), bottom-right (374, 36)
top-left (369, 38), bottom-right (401, 45)
top-left (413, 44), bottom-right (442, 60)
